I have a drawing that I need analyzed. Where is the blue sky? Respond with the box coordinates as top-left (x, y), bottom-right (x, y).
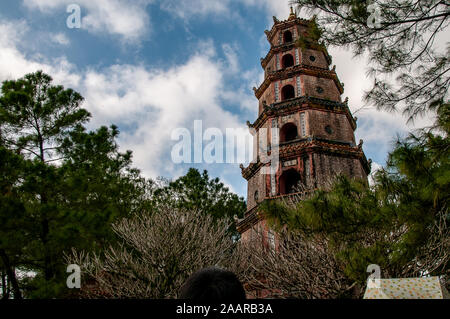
top-left (0, 0), bottom-right (434, 198)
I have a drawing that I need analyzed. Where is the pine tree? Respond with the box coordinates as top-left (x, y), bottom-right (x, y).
top-left (291, 0), bottom-right (449, 121)
top-left (0, 147), bottom-right (28, 299)
top-left (0, 72), bottom-right (152, 298)
top-left (152, 168), bottom-right (246, 236)
top-left (0, 71), bottom-right (90, 297)
top-left (261, 105), bottom-right (449, 295)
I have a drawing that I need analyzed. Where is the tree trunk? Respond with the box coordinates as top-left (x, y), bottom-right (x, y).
top-left (1, 271), bottom-right (6, 299)
top-left (0, 249), bottom-right (22, 299)
top-left (6, 275), bottom-right (11, 299)
top-left (38, 136), bottom-right (52, 283)
top-left (42, 217), bottom-right (52, 281)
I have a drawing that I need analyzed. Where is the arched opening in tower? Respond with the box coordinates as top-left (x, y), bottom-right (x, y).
top-left (280, 122), bottom-right (298, 143)
top-left (283, 30), bottom-right (293, 43)
top-left (279, 169), bottom-right (301, 195)
top-left (281, 85), bottom-right (295, 100)
top-left (282, 54), bottom-right (294, 68)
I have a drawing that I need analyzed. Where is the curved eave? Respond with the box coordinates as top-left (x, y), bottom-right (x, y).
top-left (241, 139), bottom-right (368, 180)
top-left (261, 42), bottom-right (332, 69)
top-left (265, 17), bottom-right (311, 44)
top-left (255, 65), bottom-right (344, 98)
top-left (260, 43), bottom-right (296, 68)
top-left (236, 191), bottom-right (312, 233)
top-left (279, 140), bottom-right (370, 175)
top-left (251, 97), bottom-right (357, 131)
top-left (236, 205), bottom-right (261, 234)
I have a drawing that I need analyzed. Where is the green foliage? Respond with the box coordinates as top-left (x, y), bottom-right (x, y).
top-left (0, 70), bottom-right (90, 161)
top-left (71, 206), bottom-right (239, 299)
top-left (376, 103), bottom-right (449, 264)
top-left (296, 16), bottom-right (323, 49)
top-left (58, 124), bottom-right (152, 247)
top-left (292, 0), bottom-right (449, 121)
top-left (152, 168), bottom-right (246, 236)
top-left (0, 72), bottom-right (153, 298)
top-left (0, 147), bottom-right (28, 298)
top-left (263, 177), bottom-right (380, 236)
top-left (262, 108), bottom-right (449, 286)
top-left (0, 71), bottom-right (246, 298)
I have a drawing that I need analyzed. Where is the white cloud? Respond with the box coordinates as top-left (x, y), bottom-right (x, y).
top-left (368, 161), bottom-right (383, 186)
top-left (78, 44), bottom-right (255, 177)
top-left (0, 20), bottom-right (80, 86)
top-left (50, 32), bottom-right (70, 46)
top-left (159, 0), bottom-right (231, 20)
top-left (0, 20), bottom-right (249, 179)
top-left (222, 43), bottom-right (240, 75)
top-left (21, 0), bottom-right (294, 42)
top-left (240, 0), bottom-right (292, 22)
top-left (0, 20), bottom-right (28, 48)
top-left (22, 0), bottom-right (153, 41)
top-left (330, 47), bottom-right (435, 163)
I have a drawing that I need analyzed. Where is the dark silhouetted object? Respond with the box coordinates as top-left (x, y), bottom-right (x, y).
top-left (179, 267), bottom-right (246, 301)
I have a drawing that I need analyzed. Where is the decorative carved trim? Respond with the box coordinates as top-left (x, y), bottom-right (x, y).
top-left (236, 191), bottom-right (312, 233)
top-left (255, 64), bottom-right (344, 98)
top-left (241, 139), bottom-right (369, 180)
top-left (252, 97), bottom-right (356, 131)
top-left (261, 42), bottom-right (332, 69)
top-left (265, 17), bottom-right (310, 43)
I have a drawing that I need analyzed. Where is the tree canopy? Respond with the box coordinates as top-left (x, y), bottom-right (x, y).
top-left (292, 0), bottom-right (449, 122)
top-left (260, 104), bottom-right (449, 296)
top-left (152, 168), bottom-right (246, 236)
top-left (0, 71), bottom-right (246, 299)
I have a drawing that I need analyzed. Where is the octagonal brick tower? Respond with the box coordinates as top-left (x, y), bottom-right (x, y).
top-left (237, 9), bottom-right (371, 243)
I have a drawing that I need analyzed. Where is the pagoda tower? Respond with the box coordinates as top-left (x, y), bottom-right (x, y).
top-left (237, 9), bottom-right (371, 243)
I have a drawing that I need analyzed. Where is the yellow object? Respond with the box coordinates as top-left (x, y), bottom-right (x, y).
top-left (288, 6), bottom-right (296, 20)
top-left (364, 276), bottom-right (449, 299)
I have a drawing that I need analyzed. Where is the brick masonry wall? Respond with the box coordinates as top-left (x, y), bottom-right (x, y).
top-left (313, 153), bottom-right (367, 186)
top-left (268, 24), bottom-right (309, 47)
top-left (247, 168), bottom-right (267, 211)
top-left (259, 83), bottom-right (275, 113)
top-left (301, 48), bottom-right (329, 69)
top-left (265, 47), bottom-right (301, 75)
top-left (258, 76), bottom-right (299, 110)
top-left (240, 219), bottom-right (269, 246)
top-left (306, 109), bottom-right (356, 144)
top-left (302, 74), bottom-right (341, 102)
top-left (279, 77), bottom-right (297, 101)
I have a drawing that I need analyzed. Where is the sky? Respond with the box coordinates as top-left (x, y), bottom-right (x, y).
top-left (0, 0), bottom-right (437, 198)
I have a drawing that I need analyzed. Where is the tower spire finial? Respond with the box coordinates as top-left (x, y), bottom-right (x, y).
top-left (289, 5), bottom-right (296, 20)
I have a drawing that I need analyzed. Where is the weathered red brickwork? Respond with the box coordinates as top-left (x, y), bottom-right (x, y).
top-left (302, 74), bottom-right (341, 101)
top-left (306, 109), bottom-right (355, 143)
top-left (237, 11), bottom-right (370, 247)
top-left (301, 48), bottom-right (329, 69)
top-left (247, 171), bottom-right (266, 211)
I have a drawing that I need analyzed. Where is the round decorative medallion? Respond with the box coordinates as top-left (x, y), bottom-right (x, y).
top-left (325, 125), bottom-right (333, 134)
top-left (316, 86), bottom-right (324, 94)
top-left (309, 55), bottom-right (316, 62)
